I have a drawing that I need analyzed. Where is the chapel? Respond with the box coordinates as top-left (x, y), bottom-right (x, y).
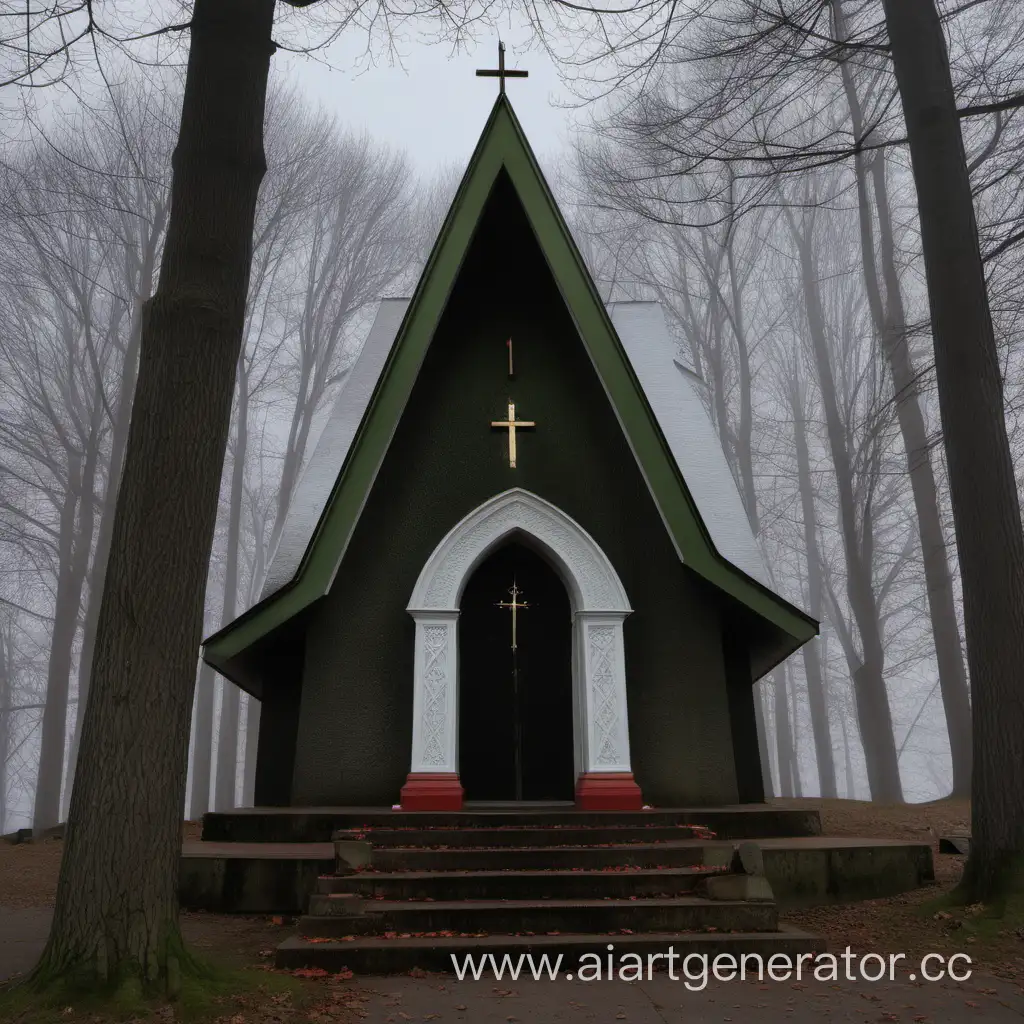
top-left (201, 85), bottom-right (817, 813)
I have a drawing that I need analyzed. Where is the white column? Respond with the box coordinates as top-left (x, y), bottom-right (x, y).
top-left (578, 612), bottom-right (632, 773)
top-left (408, 611), bottom-right (459, 773)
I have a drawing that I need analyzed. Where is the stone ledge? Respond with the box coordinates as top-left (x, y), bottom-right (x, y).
top-left (180, 836), bottom-right (934, 914)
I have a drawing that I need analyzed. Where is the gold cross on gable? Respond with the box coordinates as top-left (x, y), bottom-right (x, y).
top-left (490, 400), bottom-right (535, 468)
top-left (495, 579), bottom-right (530, 650)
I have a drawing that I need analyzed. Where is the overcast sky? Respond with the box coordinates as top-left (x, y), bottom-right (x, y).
top-left (276, 27), bottom-right (578, 174)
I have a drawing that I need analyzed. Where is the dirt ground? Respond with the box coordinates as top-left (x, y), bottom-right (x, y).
top-left (1, 799), bottom-right (1021, 1022)
top-left (0, 821), bottom-right (204, 909)
top-left (772, 798), bottom-right (1024, 981)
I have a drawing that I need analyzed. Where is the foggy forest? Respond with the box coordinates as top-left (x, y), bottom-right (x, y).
top-left (0, 0), bottom-right (1018, 823)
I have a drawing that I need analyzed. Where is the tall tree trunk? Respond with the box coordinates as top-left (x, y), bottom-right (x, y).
top-left (0, 624), bottom-right (11, 832)
top-left (31, 0), bottom-right (276, 988)
top-left (789, 373), bottom-right (838, 797)
top-left (835, 0), bottom-right (973, 796)
top-left (787, 661), bottom-right (803, 798)
top-left (869, 156), bottom-right (972, 797)
top-left (724, 227), bottom-right (759, 535)
top-left (64, 250), bottom-right (155, 814)
top-left (268, 401), bottom-right (308, 557)
top-left (773, 667), bottom-right (796, 797)
top-left (213, 366), bottom-right (249, 811)
top-left (882, 0), bottom-right (1024, 895)
top-left (839, 707), bottom-right (856, 800)
top-left (32, 467), bottom-right (81, 831)
top-left (789, 209), bottom-right (904, 802)
top-left (34, 430), bottom-right (101, 831)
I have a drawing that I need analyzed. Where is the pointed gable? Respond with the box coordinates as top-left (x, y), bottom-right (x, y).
top-left (203, 96), bottom-right (816, 692)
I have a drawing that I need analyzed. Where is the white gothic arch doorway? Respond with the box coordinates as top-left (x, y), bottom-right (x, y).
top-left (400, 488), bottom-right (643, 811)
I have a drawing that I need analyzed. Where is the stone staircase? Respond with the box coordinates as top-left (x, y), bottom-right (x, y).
top-left (274, 810), bottom-right (823, 973)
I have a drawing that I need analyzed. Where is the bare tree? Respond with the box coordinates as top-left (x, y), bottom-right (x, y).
top-left (786, 197), bottom-right (904, 802)
top-left (882, 0), bottom-right (1024, 901)
top-left (0, 614), bottom-right (14, 830)
top-left (266, 130), bottom-right (417, 558)
top-left (197, 99), bottom-right (421, 814)
top-left (834, 0), bottom-right (973, 797)
top-left (60, 81), bottom-right (176, 816)
top-left (26, 0), bottom-right (279, 991)
top-left (191, 86), bottom-right (334, 817)
top-left (0, 147), bottom-right (131, 829)
top-left (785, 353), bottom-right (838, 798)
top-left (771, 666), bottom-right (797, 797)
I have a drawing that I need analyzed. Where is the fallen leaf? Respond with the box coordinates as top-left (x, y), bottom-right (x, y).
top-left (292, 967), bottom-right (328, 979)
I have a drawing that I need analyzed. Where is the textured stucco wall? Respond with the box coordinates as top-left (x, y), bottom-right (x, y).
top-left (288, 173), bottom-right (742, 807)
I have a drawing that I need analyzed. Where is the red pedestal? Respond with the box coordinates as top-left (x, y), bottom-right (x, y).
top-left (400, 772), bottom-right (464, 811)
top-left (575, 772), bottom-right (644, 811)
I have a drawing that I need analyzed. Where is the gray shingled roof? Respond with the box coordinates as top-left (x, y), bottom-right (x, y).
top-left (260, 298), bottom-right (770, 602)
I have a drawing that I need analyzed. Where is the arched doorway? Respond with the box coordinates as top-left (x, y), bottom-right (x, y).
top-left (458, 541), bottom-right (575, 801)
top-left (402, 488), bottom-right (643, 811)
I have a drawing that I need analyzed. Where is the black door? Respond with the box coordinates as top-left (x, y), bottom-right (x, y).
top-left (458, 541), bottom-right (575, 801)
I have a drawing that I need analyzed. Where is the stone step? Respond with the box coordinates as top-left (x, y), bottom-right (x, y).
top-left (364, 840), bottom-right (732, 873)
top-left (202, 806), bottom-right (821, 843)
top-left (298, 896), bottom-right (777, 936)
top-left (316, 865), bottom-right (728, 901)
top-left (276, 927), bottom-right (823, 974)
top-left (332, 824), bottom-right (708, 848)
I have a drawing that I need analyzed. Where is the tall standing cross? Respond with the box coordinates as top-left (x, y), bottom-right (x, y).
top-left (490, 400), bottom-right (535, 468)
top-left (475, 41), bottom-right (529, 95)
top-left (495, 579), bottom-right (530, 651)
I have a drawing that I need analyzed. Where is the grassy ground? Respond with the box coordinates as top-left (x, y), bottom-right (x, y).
top-left (1, 799), bottom-right (1021, 1021)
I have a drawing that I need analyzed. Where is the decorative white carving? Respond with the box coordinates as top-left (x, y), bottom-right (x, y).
top-left (409, 489), bottom-right (630, 614)
top-left (419, 625), bottom-right (449, 766)
top-left (588, 625), bottom-right (621, 765)
top-left (407, 489), bottom-right (635, 781)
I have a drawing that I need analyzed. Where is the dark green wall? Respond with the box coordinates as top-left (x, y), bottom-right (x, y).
top-left (723, 626), bottom-right (765, 803)
top-left (288, 173), bottom-right (744, 807)
top-left (252, 623), bottom-right (306, 806)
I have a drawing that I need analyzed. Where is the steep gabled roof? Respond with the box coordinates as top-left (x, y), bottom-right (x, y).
top-left (259, 298), bottom-right (774, 603)
top-left (203, 95), bottom-right (817, 688)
